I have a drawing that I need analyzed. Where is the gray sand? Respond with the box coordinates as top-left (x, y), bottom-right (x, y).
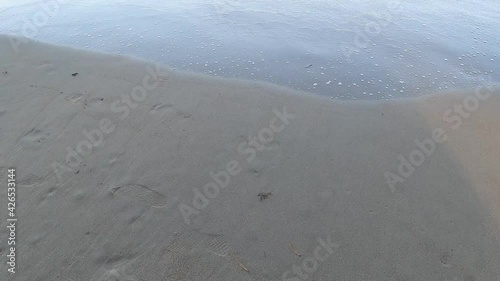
top-left (0, 36), bottom-right (499, 280)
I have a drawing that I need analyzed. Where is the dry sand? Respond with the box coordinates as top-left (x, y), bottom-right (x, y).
top-left (0, 35), bottom-right (499, 280)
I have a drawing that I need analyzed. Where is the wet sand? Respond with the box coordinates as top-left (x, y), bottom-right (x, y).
top-left (0, 35), bottom-right (500, 280)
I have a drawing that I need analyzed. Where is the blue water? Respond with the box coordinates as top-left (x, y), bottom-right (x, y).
top-left (1, 0), bottom-right (499, 99)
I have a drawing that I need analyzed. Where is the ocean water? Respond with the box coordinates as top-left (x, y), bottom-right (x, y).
top-left (1, 0), bottom-right (499, 99)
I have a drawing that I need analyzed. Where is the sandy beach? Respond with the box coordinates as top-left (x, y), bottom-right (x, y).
top-left (0, 35), bottom-right (500, 280)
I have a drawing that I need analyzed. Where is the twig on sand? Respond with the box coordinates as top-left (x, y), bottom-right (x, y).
top-left (288, 242), bottom-right (302, 257)
top-left (231, 255), bottom-right (249, 272)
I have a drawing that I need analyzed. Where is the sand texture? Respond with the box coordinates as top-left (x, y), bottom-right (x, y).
top-left (0, 35), bottom-right (499, 280)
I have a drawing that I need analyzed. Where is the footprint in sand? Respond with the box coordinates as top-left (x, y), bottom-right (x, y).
top-left (150, 103), bottom-right (191, 120)
top-left (18, 173), bottom-right (46, 187)
top-left (439, 250), bottom-right (452, 267)
top-left (150, 103), bottom-right (172, 117)
top-left (36, 62), bottom-right (58, 76)
top-left (18, 127), bottom-right (50, 148)
top-left (111, 184), bottom-right (168, 208)
top-left (64, 93), bottom-right (85, 104)
top-left (166, 231), bottom-right (231, 257)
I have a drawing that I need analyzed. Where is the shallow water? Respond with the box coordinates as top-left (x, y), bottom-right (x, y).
top-left (1, 0), bottom-right (499, 99)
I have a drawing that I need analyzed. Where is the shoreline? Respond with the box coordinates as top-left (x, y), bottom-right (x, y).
top-left (1, 34), bottom-right (500, 280)
top-left (3, 34), bottom-right (497, 104)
